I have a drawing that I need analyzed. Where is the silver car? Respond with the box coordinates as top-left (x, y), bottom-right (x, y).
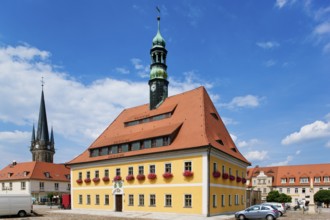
top-left (262, 202), bottom-right (286, 216)
top-left (235, 204), bottom-right (280, 220)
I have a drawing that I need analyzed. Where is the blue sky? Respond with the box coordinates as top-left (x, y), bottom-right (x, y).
top-left (0, 0), bottom-right (329, 168)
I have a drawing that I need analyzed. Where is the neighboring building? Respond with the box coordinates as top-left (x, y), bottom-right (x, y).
top-left (247, 164), bottom-right (330, 205)
top-left (68, 16), bottom-right (250, 217)
top-left (0, 161), bottom-right (70, 202)
top-left (30, 86), bottom-right (55, 163)
top-left (0, 86), bottom-right (70, 203)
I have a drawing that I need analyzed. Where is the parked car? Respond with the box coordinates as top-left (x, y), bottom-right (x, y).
top-left (263, 202), bottom-right (286, 216)
top-left (235, 204), bottom-right (280, 220)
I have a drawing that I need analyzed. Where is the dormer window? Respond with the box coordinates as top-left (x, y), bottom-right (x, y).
top-left (44, 172), bottom-right (50, 178)
top-left (125, 112), bottom-right (172, 127)
top-left (7, 172), bottom-right (13, 178)
top-left (23, 171), bottom-right (30, 177)
top-left (281, 178), bottom-right (287, 184)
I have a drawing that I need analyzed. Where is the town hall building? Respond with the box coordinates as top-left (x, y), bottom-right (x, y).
top-left (68, 16), bottom-right (250, 217)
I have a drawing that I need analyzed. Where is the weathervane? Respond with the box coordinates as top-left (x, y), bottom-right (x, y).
top-left (41, 76), bottom-right (45, 90)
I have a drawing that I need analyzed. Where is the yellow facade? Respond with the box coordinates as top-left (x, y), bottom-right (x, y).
top-left (71, 149), bottom-right (248, 216)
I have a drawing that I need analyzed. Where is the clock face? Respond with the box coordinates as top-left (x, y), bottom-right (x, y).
top-left (35, 144), bottom-right (39, 149)
top-left (151, 83), bottom-right (156, 92)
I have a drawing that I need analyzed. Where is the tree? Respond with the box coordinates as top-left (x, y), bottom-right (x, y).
top-left (266, 190), bottom-right (292, 203)
top-left (314, 190), bottom-right (330, 208)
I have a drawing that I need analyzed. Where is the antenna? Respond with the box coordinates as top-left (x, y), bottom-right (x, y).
top-left (41, 76), bottom-right (45, 90)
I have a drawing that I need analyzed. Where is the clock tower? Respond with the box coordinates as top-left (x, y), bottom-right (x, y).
top-left (149, 15), bottom-right (169, 110)
top-left (30, 85), bottom-right (55, 163)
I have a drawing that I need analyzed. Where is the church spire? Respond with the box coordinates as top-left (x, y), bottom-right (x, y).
top-left (30, 79), bottom-right (55, 163)
top-left (149, 13), bottom-right (169, 110)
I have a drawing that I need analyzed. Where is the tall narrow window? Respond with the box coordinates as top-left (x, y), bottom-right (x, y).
top-left (116, 168), bottom-right (121, 176)
top-left (184, 194), bottom-right (192, 208)
top-left (228, 195), bottom-right (232, 206)
top-left (212, 194), bottom-right (217, 207)
top-left (138, 166), bottom-right (144, 175)
top-left (221, 194), bottom-right (225, 207)
top-left (128, 194), bottom-right (134, 206)
top-left (79, 195), bottom-right (83, 204)
top-left (95, 195), bottom-right (100, 205)
top-left (87, 195), bottom-right (91, 205)
top-left (139, 194), bottom-right (144, 206)
top-left (104, 169), bottom-right (109, 178)
top-left (165, 163), bottom-right (172, 173)
top-left (95, 170), bottom-right (99, 178)
top-left (39, 182), bottom-right (44, 191)
top-left (184, 161), bottom-right (192, 171)
top-left (222, 165), bottom-right (225, 174)
top-left (149, 165), bottom-right (156, 174)
top-left (86, 171), bottom-right (90, 179)
top-left (165, 194), bottom-right (172, 207)
top-left (150, 194), bottom-right (156, 206)
top-left (21, 182), bottom-right (26, 190)
top-left (55, 183), bottom-right (59, 191)
top-left (213, 163), bottom-right (217, 172)
top-left (235, 194), bottom-right (239, 205)
top-left (78, 172), bottom-right (82, 180)
top-left (128, 167), bottom-right (134, 175)
top-left (104, 195), bottom-right (109, 205)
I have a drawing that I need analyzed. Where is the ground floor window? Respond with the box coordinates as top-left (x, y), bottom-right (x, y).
top-left (165, 194), bottom-right (172, 207)
top-left (104, 195), bottom-right (109, 205)
top-left (221, 194), bottom-right (225, 207)
top-left (95, 195), bottom-right (100, 205)
top-left (235, 194), bottom-right (239, 205)
top-left (78, 195), bottom-right (83, 204)
top-left (128, 194), bottom-right (134, 206)
top-left (21, 182), bottom-right (26, 190)
top-left (139, 194), bottom-right (144, 206)
top-left (184, 194), bottom-right (192, 208)
top-left (150, 194), bottom-right (156, 206)
top-left (87, 195), bottom-right (91, 205)
top-left (229, 195), bottom-right (232, 206)
top-left (212, 194), bottom-right (217, 207)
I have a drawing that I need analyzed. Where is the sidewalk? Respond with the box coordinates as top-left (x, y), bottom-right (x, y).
top-left (48, 208), bottom-right (234, 220)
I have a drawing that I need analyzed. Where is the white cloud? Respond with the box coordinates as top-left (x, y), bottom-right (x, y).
top-left (264, 59), bottom-right (276, 67)
top-left (221, 95), bottom-right (262, 109)
top-left (269, 156), bottom-right (293, 166)
top-left (115, 67), bottom-right (130, 74)
top-left (245, 150), bottom-right (268, 161)
top-left (281, 120), bottom-right (330, 145)
top-left (275, 0), bottom-right (296, 9)
top-left (295, 150), bottom-right (301, 155)
top-left (256, 41), bottom-right (280, 49)
top-left (130, 58), bottom-right (149, 78)
top-left (0, 43), bottom-right (214, 167)
top-left (237, 139), bottom-right (259, 148)
top-left (323, 42), bottom-right (330, 53)
top-left (326, 141), bottom-right (330, 148)
top-left (313, 22), bottom-right (330, 35)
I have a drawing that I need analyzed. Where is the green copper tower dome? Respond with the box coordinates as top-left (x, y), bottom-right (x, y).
top-left (149, 15), bottom-right (169, 110)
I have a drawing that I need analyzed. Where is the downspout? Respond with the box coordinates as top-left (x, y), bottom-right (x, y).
top-left (207, 145), bottom-right (211, 217)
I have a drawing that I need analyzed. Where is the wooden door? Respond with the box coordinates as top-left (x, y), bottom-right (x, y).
top-left (115, 195), bottom-right (122, 212)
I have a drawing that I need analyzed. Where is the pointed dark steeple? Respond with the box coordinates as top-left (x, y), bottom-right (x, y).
top-left (149, 14), bottom-right (169, 110)
top-left (30, 80), bottom-right (55, 163)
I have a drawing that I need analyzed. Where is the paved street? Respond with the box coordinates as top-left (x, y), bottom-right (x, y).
top-left (1, 206), bottom-right (329, 220)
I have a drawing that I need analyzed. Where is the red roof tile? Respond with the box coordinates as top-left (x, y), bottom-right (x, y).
top-left (0, 161), bottom-right (70, 182)
top-left (68, 87), bottom-right (250, 165)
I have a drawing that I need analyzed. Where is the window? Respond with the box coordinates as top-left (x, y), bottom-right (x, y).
top-left (279, 188), bottom-right (282, 193)
top-left (86, 171), bottom-right (90, 179)
top-left (87, 195), bottom-right (91, 205)
top-left (79, 195), bottom-right (83, 204)
top-left (55, 183), bottom-right (59, 191)
top-left (21, 182), bottom-right (26, 190)
top-left (212, 194), bottom-right (217, 207)
top-left (222, 165), bottom-right (225, 174)
top-left (95, 170), bottom-right (99, 178)
top-left (116, 168), bottom-right (121, 176)
top-left (165, 194), bottom-right (172, 207)
top-left (156, 137), bottom-right (163, 147)
top-left (314, 177), bottom-right (321, 183)
top-left (78, 172), bottom-right (82, 180)
top-left (300, 177), bottom-right (309, 183)
top-left (67, 184), bottom-right (71, 190)
top-left (39, 182), bottom-right (44, 191)
top-left (149, 165), bottom-right (156, 174)
top-left (95, 195), bottom-right (100, 205)
top-left (184, 194), bottom-right (192, 208)
top-left (132, 141), bottom-right (140, 150)
top-left (128, 194), bottom-right (134, 206)
top-left (150, 194), bottom-right (156, 206)
top-left (104, 195), bottom-right (109, 205)
top-left (324, 176), bottom-right (330, 183)
top-left (138, 166), bottom-right (144, 175)
top-left (139, 194), bottom-right (144, 206)
top-left (228, 195), bottom-right (232, 206)
top-left (295, 188), bottom-right (298, 193)
top-left (144, 140), bottom-right (151, 149)
top-left (263, 188), bottom-right (267, 193)
top-left (287, 188), bottom-right (290, 193)
top-left (9, 182), bottom-right (12, 190)
top-left (235, 195), bottom-right (239, 205)
top-left (2, 183), bottom-right (5, 190)
top-left (281, 178), bottom-right (287, 184)
top-left (100, 147), bottom-right (109, 156)
top-left (289, 178), bottom-right (295, 183)
top-left (104, 169), bottom-right (109, 178)
top-left (165, 163), bottom-right (171, 173)
top-left (213, 163), bottom-right (217, 172)
top-left (229, 168), bottom-right (232, 175)
top-left (128, 167), bottom-right (134, 175)
top-left (184, 161), bottom-right (192, 171)
top-left (221, 194), bottom-right (225, 207)
top-left (44, 172), bottom-right (50, 178)
top-left (241, 195), bottom-right (244, 205)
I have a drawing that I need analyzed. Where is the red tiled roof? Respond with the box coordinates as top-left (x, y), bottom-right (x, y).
top-left (68, 87), bottom-right (250, 165)
top-left (0, 161), bottom-right (70, 182)
top-left (247, 163), bottom-right (330, 187)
